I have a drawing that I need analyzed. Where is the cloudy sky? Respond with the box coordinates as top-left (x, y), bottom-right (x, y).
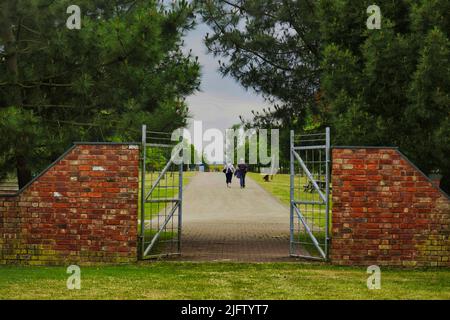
top-left (183, 23), bottom-right (271, 136)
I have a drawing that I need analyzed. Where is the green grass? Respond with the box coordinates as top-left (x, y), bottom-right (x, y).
top-left (139, 171), bottom-right (196, 220)
top-left (248, 173), bottom-right (331, 258)
top-left (248, 172), bottom-right (330, 207)
top-left (1, 263), bottom-right (450, 300)
top-left (139, 229), bottom-right (179, 256)
top-left (248, 172), bottom-right (292, 205)
top-left (248, 172), bottom-right (331, 223)
top-left (137, 171), bottom-right (194, 256)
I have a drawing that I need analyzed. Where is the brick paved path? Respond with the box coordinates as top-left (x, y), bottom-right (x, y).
top-left (178, 172), bottom-right (295, 262)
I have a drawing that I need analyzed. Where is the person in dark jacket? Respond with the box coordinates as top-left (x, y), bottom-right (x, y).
top-left (235, 158), bottom-right (248, 189)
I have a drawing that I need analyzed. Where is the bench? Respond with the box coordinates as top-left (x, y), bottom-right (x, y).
top-left (303, 180), bottom-right (330, 193)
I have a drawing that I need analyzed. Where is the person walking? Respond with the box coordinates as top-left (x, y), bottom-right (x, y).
top-left (235, 158), bottom-right (248, 189)
top-left (223, 162), bottom-right (235, 188)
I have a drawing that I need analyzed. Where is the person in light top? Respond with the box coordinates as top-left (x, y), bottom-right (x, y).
top-left (223, 161), bottom-right (235, 188)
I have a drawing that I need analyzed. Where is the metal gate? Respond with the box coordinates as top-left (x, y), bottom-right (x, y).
top-left (290, 128), bottom-right (330, 260)
top-left (140, 125), bottom-right (183, 259)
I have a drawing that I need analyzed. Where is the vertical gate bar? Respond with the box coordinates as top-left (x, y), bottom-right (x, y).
top-left (140, 124), bottom-right (147, 259)
top-left (325, 127), bottom-right (331, 259)
top-left (289, 130), bottom-right (295, 256)
top-left (178, 135), bottom-right (183, 254)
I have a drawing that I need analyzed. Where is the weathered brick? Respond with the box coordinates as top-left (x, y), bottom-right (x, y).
top-left (0, 144), bottom-right (139, 266)
top-left (331, 148), bottom-right (450, 267)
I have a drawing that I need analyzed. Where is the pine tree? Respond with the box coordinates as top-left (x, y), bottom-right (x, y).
top-left (319, 0), bottom-right (450, 190)
top-left (0, 0), bottom-right (201, 187)
top-left (200, 0), bottom-right (450, 192)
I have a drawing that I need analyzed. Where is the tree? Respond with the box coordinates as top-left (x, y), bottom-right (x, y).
top-left (319, 0), bottom-right (450, 191)
top-left (0, 0), bottom-right (200, 187)
top-left (197, 0), bottom-right (321, 128)
top-left (199, 0), bottom-right (450, 192)
top-left (197, 0), bottom-right (322, 167)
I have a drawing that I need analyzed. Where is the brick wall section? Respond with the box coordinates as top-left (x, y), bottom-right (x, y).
top-left (0, 143), bottom-right (139, 265)
top-left (331, 148), bottom-right (450, 267)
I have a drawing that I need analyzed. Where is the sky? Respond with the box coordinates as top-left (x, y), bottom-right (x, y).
top-left (183, 23), bottom-right (271, 137)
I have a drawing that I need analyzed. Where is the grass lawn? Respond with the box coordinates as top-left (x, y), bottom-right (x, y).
top-left (138, 171), bottom-right (196, 256)
top-left (1, 262), bottom-right (450, 300)
top-left (247, 172), bottom-right (292, 205)
top-left (248, 172), bottom-right (331, 223)
top-left (247, 172), bottom-right (331, 207)
top-left (248, 173), bottom-right (331, 258)
top-left (139, 171), bottom-right (196, 220)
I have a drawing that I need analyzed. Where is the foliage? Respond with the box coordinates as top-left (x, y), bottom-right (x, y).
top-left (319, 0), bottom-right (450, 190)
top-left (0, 106), bottom-right (44, 181)
top-left (0, 0), bottom-right (200, 187)
top-left (197, 0), bottom-right (320, 130)
top-left (199, 0), bottom-right (450, 192)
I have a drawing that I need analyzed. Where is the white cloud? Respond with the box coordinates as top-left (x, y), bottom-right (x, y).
top-left (183, 23), bottom-right (271, 135)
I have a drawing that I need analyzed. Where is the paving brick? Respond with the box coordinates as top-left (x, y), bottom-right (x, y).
top-left (178, 173), bottom-right (301, 262)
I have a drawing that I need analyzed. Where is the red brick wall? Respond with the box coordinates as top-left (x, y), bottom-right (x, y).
top-left (0, 143), bottom-right (139, 265)
top-left (331, 148), bottom-right (450, 267)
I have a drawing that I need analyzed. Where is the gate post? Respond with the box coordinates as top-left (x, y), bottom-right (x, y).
top-left (140, 124), bottom-right (146, 259)
top-left (289, 130), bottom-right (295, 256)
top-left (325, 127), bottom-right (331, 259)
top-left (178, 135), bottom-right (183, 253)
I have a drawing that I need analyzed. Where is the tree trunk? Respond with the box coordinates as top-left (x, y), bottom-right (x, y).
top-left (1, 1), bottom-right (32, 188)
top-left (0, 1), bottom-right (21, 106)
top-left (16, 155), bottom-right (32, 189)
